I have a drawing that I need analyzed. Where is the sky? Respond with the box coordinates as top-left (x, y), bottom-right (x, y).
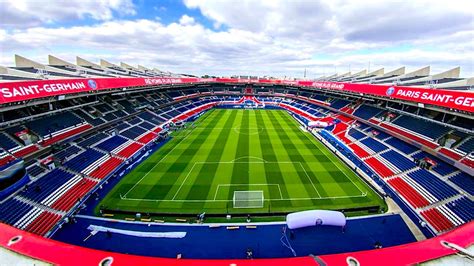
top-left (0, 0), bottom-right (473, 78)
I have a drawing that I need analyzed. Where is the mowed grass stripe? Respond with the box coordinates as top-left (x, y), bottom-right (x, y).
top-left (181, 110), bottom-right (239, 206)
top-left (255, 110), bottom-right (292, 206)
top-left (164, 110), bottom-right (235, 201)
top-left (265, 111), bottom-right (321, 202)
top-left (247, 111), bottom-right (271, 204)
top-left (274, 111), bottom-right (349, 198)
top-left (275, 111), bottom-right (365, 198)
top-left (227, 110), bottom-right (250, 199)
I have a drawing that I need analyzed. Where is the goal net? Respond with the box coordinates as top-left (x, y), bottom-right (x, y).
top-left (233, 191), bottom-right (264, 208)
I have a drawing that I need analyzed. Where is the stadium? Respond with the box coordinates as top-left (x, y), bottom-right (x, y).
top-left (0, 1), bottom-right (473, 265)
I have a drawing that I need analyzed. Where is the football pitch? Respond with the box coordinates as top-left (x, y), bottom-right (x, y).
top-left (98, 109), bottom-right (385, 215)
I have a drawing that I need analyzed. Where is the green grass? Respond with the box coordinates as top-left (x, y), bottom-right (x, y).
top-left (97, 109), bottom-right (385, 216)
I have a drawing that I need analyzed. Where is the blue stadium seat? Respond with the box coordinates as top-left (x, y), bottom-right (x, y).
top-left (353, 104), bottom-right (383, 120)
top-left (381, 150), bottom-right (416, 171)
top-left (392, 115), bottom-right (451, 140)
top-left (408, 169), bottom-right (459, 200)
top-left (449, 172), bottom-right (474, 195)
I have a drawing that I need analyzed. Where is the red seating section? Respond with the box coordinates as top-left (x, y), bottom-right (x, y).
top-left (332, 123), bottom-right (348, 135)
top-left (387, 177), bottom-right (430, 208)
top-left (89, 157), bottom-right (123, 179)
top-left (12, 145), bottom-right (39, 158)
top-left (41, 124), bottom-right (92, 147)
top-left (138, 132), bottom-right (156, 144)
top-left (349, 143), bottom-right (370, 158)
top-left (380, 123), bottom-right (437, 149)
top-left (51, 179), bottom-right (97, 211)
top-left (0, 155), bottom-right (16, 166)
top-left (438, 148), bottom-right (463, 161)
top-left (461, 158), bottom-right (474, 168)
top-left (365, 157), bottom-right (394, 178)
top-left (25, 211), bottom-right (62, 236)
top-left (117, 142), bottom-right (143, 158)
top-left (421, 208), bottom-right (455, 232)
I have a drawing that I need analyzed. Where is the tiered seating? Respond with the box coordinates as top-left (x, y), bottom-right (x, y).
top-left (50, 179), bottom-right (97, 211)
top-left (456, 138), bottom-right (474, 154)
top-left (0, 132), bottom-right (20, 150)
top-left (379, 123), bottom-right (438, 149)
top-left (26, 164), bottom-right (46, 177)
top-left (77, 133), bottom-right (108, 148)
top-left (330, 99), bottom-right (350, 109)
top-left (18, 168), bottom-right (76, 202)
top-left (139, 121), bottom-right (155, 130)
top-left (25, 112), bottom-right (82, 137)
top-left (0, 154), bottom-right (16, 166)
top-left (352, 104), bottom-right (383, 120)
top-left (392, 115), bottom-right (451, 140)
top-left (89, 157), bottom-right (124, 179)
top-left (121, 126), bottom-right (147, 139)
top-left (40, 123), bottom-right (92, 146)
top-left (449, 172), bottom-right (474, 195)
top-left (360, 138), bottom-right (388, 153)
top-left (332, 122), bottom-right (349, 135)
top-left (12, 144), bottom-right (39, 158)
top-left (54, 144), bottom-right (81, 161)
top-left (420, 208), bottom-right (455, 232)
top-left (385, 137), bottom-right (418, 154)
top-left (63, 149), bottom-right (105, 172)
top-left (0, 198), bottom-right (35, 226)
top-left (381, 150), bottom-right (416, 171)
top-left (96, 135), bottom-right (128, 152)
top-left (138, 132), bottom-right (157, 144)
top-left (117, 142), bottom-right (143, 158)
top-left (138, 111), bottom-right (164, 125)
top-left (446, 197), bottom-right (473, 223)
top-left (365, 157), bottom-right (394, 178)
top-left (348, 143), bottom-right (370, 158)
top-left (412, 152), bottom-right (457, 176)
top-left (387, 177), bottom-right (430, 208)
top-left (347, 128), bottom-right (366, 140)
top-left (24, 211), bottom-right (62, 236)
top-left (407, 169), bottom-right (458, 200)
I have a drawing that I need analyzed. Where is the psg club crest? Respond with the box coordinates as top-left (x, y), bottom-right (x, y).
top-left (386, 86), bottom-right (395, 96)
top-left (88, 79), bottom-right (98, 89)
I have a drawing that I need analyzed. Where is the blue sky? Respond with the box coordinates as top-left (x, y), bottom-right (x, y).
top-left (0, 0), bottom-right (473, 78)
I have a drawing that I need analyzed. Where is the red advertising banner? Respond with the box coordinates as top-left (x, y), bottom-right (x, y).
top-left (0, 77), bottom-right (472, 112)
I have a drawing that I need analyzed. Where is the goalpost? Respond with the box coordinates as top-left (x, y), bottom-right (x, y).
top-left (233, 191), bottom-right (264, 208)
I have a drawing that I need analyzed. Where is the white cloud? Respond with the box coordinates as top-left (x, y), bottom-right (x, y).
top-left (0, 0), bottom-right (472, 78)
top-left (0, 0), bottom-right (135, 28)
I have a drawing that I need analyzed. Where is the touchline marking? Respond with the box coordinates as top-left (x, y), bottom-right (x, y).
top-left (171, 163), bottom-right (198, 200)
top-left (121, 194), bottom-right (367, 203)
top-left (123, 115), bottom-right (207, 197)
top-left (296, 161), bottom-right (322, 198)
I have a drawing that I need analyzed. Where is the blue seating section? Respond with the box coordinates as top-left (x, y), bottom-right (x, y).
top-left (63, 149), bottom-right (104, 172)
top-left (446, 197), bottom-right (473, 222)
top-left (449, 172), bottom-right (474, 195)
top-left (457, 138), bottom-right (474, 154)
top-left (312, 94), bottom-right (329, 102)
top-left (27, 165), bottom-right (46, 177)
top-left (381, 150), bottom-right (416, 171)
top-left (96, 136), bottom-right (127, 152)
top-left (128, 117), bottom-right (142, 125)
top-left (77, 133), bottom-right (108, 148)
top-left (117, 100), bottom-right (135, 113)
top-left (360, 138), bottom-right (388, 153)
top-left (330, 99), bottom-right (350, 109)
top-left (114, 122), bottom-right (129, 132)
top-left (121, 126), bottom-right (146, 139)
top-left (18, 168), bottom-right (75, 202)
top-left (385, 137), bottom-right (418, 154)
top-left (348, 128), bottom-right (366, 140)
top-left (392, 115), bottom-right (451, 140)
top-left (138, 112), bottom-right (164, 125)
top-left (374, 131), bottom-right (391, 140)
top-left (353, 104), bottom-right (383, 120)
top-left (0, 198), bottom-right (35, 225)
top-left (408, 169), bottom-right (458, 200)
top-left (139, 121), bottom-right (155, 130)
top-left (355, 123), bottom-right (370, 131)
top-left (412, 152), bottom-right (456, 176)
top-left (54, 145), bottom-right (81, 161)
top-left (25, 112), bottom-right (82, 137)
top-left (0, 133), bottom-right (19, 150)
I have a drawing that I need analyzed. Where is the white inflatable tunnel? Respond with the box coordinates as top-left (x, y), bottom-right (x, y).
top-left (286, 210), bottom-right (346, 230)
top-left (308, 121), bottom-right (328, 128)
